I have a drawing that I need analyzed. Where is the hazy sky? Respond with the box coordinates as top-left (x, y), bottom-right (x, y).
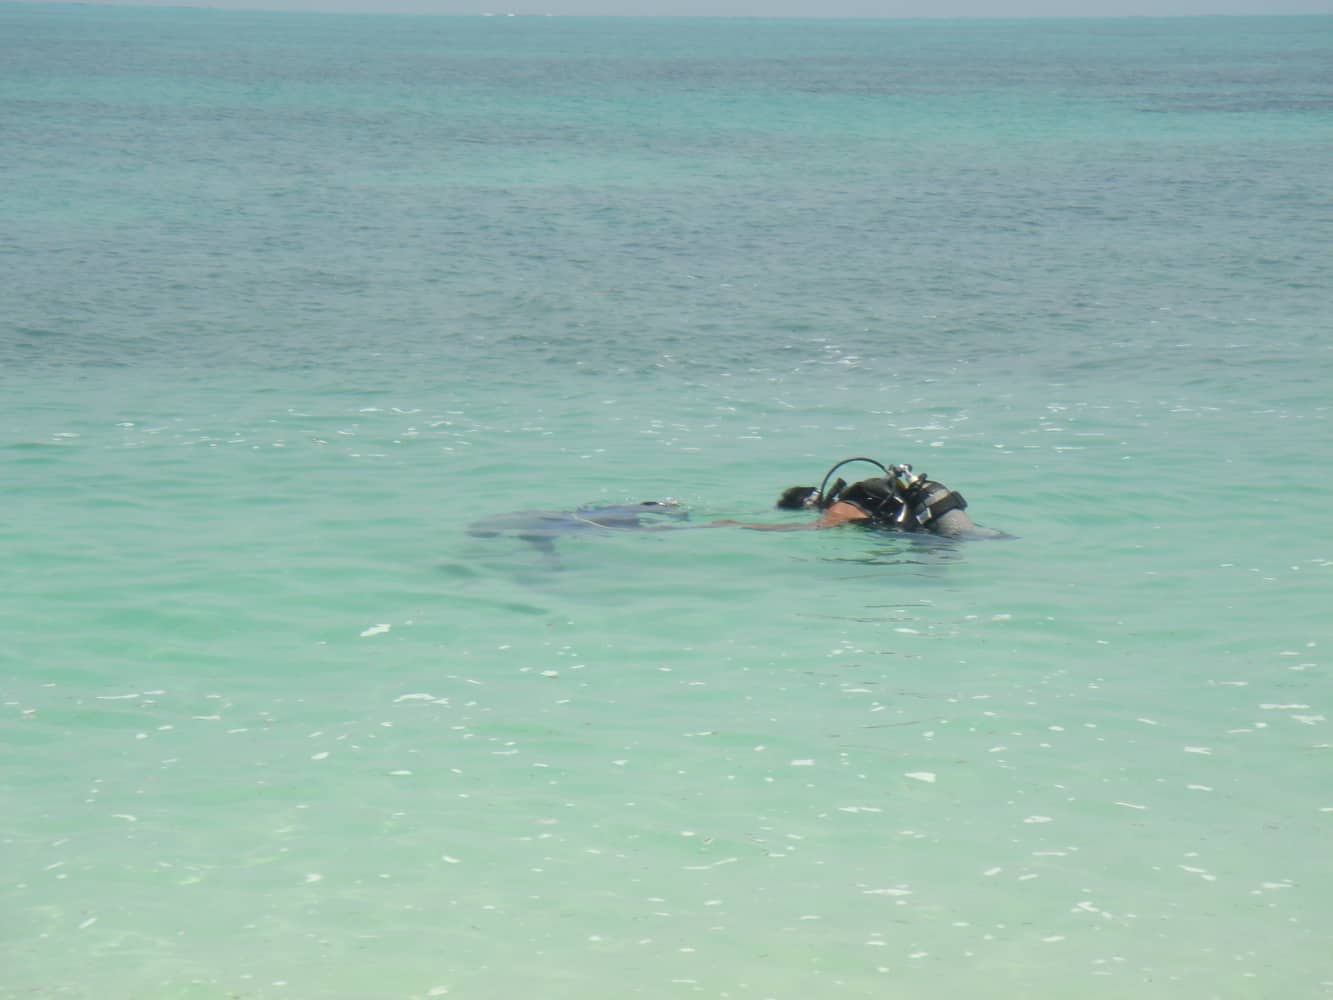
top-left (19, 0), bottom-right (1333, 17)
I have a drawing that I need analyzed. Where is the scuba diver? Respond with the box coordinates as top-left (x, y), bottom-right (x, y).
top-left (713, 456), bottom-right (1006, 539)
top-left (467, 457), bottom-right (1005, 562)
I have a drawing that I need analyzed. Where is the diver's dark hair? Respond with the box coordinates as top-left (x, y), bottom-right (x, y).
top-left (777, 486), bottom-right (819, 510)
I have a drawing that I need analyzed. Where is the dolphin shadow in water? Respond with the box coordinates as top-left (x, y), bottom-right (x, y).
top-left (466, 500), bottom-right (691, 565)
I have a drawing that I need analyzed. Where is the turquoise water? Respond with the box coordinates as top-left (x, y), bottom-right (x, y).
top-left (3, 6), bottom-right (1332, 998)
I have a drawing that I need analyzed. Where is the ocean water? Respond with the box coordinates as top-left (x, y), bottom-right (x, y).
top-left (3, 5), bottom-right (1332, 997)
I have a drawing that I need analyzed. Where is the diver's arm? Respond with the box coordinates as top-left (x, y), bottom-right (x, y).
top-left (817, 502), bottom-right (870, 528)
top-left (710, 502), bottom-right (869, 531)
top-left (708, 520), bottom-right (811, 531)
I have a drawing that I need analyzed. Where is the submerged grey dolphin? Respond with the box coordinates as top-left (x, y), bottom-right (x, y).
top-left (467, 501), bottom-right (690, 559)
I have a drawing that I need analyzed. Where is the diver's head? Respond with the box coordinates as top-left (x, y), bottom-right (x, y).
top-left (777, 486), bottom-right (820, 510)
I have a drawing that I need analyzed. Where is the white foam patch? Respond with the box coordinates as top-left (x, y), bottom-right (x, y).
top-left (905, 771), bottom-right (936, 783)
top-left (360, 623), bottom-right (391, 637)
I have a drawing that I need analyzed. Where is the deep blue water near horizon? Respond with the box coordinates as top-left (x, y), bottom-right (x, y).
top-left (3, 6), bottom-right (1332, 998)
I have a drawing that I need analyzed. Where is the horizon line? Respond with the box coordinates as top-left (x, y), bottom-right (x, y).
top-left (10, 1), bottom-right (1332, 18)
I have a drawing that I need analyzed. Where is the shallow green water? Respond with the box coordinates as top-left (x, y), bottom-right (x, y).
top-left (3, 7), bottom-right (1332, 998)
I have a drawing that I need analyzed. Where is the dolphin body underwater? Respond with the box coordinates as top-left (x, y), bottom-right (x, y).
top-left (466, 501), bottom-right (690, 560)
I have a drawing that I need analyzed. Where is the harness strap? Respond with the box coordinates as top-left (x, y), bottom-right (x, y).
top-left (906, 483), bottom-right (967, 528)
